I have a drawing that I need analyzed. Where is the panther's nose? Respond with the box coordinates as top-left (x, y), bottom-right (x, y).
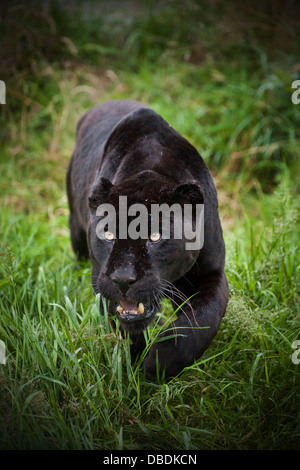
top-left (110, 272), bottom-right (137, 295)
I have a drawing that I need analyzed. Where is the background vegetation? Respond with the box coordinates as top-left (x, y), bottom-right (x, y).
top-left (0, 0), bottom-right (299, 450)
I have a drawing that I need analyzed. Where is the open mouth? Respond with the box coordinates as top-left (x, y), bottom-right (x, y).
top-left (116, 298), bottom-right (155, 322)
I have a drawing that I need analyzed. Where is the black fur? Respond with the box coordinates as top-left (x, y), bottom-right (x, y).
top-left (67, 100), bottom-right (229, 380)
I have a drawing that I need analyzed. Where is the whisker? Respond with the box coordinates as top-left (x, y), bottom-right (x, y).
top-left (160, 282), bottom-right (191, 307)
top-left (160, 286), bottom-right (189, 305)
top-left (160, 279), bottom-right (200, 329)
top-left (149, 288), bottom-right (178, 345)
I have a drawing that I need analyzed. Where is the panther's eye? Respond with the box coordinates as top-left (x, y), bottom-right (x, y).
top-left (104, 231), bottom-right (115, 241)
top-left (149, 232), bottom-right (161, 242)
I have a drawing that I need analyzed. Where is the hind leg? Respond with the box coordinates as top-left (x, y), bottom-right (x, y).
top-left (69, 213), bottom-right (89, 261)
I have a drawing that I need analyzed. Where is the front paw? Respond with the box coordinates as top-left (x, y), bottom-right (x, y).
top-left (143, 340), bottom-right (186, 381)
top-left (143, 347), bottom-right (160, 381)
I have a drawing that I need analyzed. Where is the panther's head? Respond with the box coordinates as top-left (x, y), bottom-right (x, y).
top-left (88, 170), bottom-right (203, 332)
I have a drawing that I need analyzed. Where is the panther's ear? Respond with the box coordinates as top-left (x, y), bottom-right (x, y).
top-left (88, 177), bottom-right (113, 210)
top-left (174, 182), bottom-right (204, 204)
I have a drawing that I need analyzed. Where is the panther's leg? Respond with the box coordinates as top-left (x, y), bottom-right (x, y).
top-left (69, 213), bottom-right (89, 261)
top-left (143, 271), bottom-right (229, 380)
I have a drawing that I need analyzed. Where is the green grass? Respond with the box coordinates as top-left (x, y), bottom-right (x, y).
top-left (0, 0), bottom-right (299, 450)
